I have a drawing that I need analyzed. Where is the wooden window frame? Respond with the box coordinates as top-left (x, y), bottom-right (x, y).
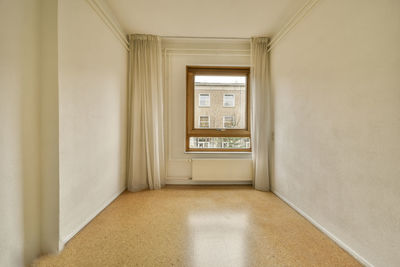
top-left (186, 66), bottom-right (251, 152)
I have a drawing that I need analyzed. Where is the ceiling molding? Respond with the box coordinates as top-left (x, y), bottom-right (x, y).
top-left (268, 0), bottom-right (321, 52)
top-left (85, 0), bottom-right (129, 51)
top-left (163, 48), bottom-right (250, 57)
top-left (86, 0), bottom-right (319, 53)
top-left (106, 0), bottom-right (310, 38)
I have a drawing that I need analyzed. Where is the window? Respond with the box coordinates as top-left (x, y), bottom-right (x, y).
top-left (223, 94), bottom-right (235, 107)
top-left (198, 93), bottom-right (210, 107)
top-left (197, 137), bottom-right (210, 148)
top-left (199, 116), bottom-right (210, 128)
top-left (186, 66), bottom-right (250, 152)
top-left (189, 137), bottom-right (250, 150)
top-left (245, 140), bottom-right (251, 148)
top-left (223, 116), bottom-right (234, 128)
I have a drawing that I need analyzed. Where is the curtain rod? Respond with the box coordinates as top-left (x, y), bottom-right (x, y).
top-left (160, 36), bottom-right (251, 40)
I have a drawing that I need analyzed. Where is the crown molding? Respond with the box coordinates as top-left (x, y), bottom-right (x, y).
top-left (85, 0), bottom-right (129, 51)
top-left (268, 0), bottom-right (320, 52)
top-left (85, 0), bottom-right (319, 53)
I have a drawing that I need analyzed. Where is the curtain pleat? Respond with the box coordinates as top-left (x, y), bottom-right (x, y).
top-left (251, 37), bottom-right (271, 191)
top-left (127, 34), bottom-right (165, 192)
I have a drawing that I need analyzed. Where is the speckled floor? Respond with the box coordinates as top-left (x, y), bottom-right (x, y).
top-left (34, 186), bottom-right (360, 267)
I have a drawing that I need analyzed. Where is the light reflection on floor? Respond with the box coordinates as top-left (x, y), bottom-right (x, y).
top-left (34, 187), bottom-right (361, 266)
top-left (188, 211), bottom-right (249, 267)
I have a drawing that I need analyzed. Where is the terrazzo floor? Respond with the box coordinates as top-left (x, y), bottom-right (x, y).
top-left (34, 186), bottom-right (361, 266)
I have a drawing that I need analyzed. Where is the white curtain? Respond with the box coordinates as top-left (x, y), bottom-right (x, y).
top-left (127, 34), bottom-right (165, 192)
top-left (251, 37), bottom-right (271, 191)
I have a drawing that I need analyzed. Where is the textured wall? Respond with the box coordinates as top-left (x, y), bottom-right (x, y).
top-left (270, 0), bottom-right (400, 266)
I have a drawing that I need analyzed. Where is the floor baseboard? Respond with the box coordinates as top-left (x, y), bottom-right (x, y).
top-left (272, 190), bottom-right (373, 267)
top-left (60, 186), bottom-right (126, 248)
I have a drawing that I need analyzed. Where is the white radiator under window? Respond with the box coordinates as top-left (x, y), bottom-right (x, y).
top-left (191, 159), bottom-right (253, 181)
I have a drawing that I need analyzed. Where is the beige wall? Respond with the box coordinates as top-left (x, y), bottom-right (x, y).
top-left (0, 0), bottom-right (128, 263)
top-left (0, 0), bottom-right (41, 265)
top-left (40, 0), bottom-right (60, 254)
top-left (270, 0), bottom-right (400, 266)
top-left (1, 0), bottom-right (126, 263)
top-left (58, 0), bottom-right (128, 243)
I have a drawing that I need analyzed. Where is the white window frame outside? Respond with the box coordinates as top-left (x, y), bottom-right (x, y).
top-left (223, 116), bottom-right (234, 128)
top-left (198, 137), bottom-right (210, 148)
top-left (223, 94), bottom-right (235, 107)
top-left (199, 115), bottom-right (210, 128)
top-left (199, 93), bottom-right (210, 107)
top-left (245, 140), bottom-right (251, 148)
top-left (198, 141), bottom-right (210, 148)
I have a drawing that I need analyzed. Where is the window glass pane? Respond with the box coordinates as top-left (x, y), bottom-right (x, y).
top-left (198, 94), bottom-right (210, 107)
top-left (194, 75), bottom-right (246, 129)
top-left (189, 137), bottom-right (250, 149)
top-left (223, 116), bottom-right (234, 128)
top-left (223, 94), bottom-right (235, 107)
top-left (199, 116), bottom-right (210, 128)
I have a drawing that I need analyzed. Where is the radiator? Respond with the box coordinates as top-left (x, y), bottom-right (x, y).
top-left (191, 159), bottom-right (253, 181)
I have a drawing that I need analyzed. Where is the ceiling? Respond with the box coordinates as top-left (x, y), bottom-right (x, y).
top-left (105, 0), bottom-right (308, 38)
